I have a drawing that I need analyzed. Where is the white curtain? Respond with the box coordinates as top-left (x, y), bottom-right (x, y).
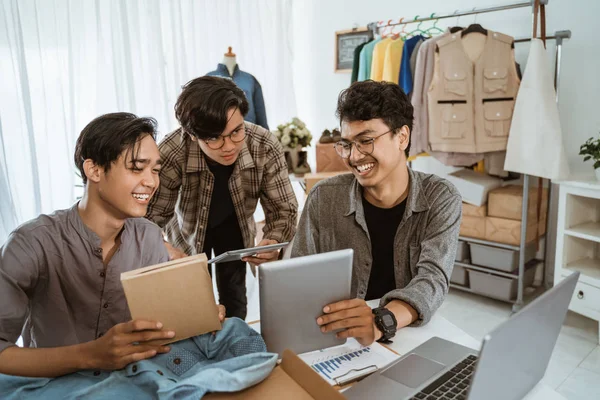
top-left (0, 0), bottom-right (296, 242)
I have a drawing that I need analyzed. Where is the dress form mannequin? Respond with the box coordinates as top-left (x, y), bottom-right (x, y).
top-left (222, 46), bottom-right (237, 76)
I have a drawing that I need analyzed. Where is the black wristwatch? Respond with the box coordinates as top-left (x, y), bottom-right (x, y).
top-left (372, 307), bottom-right (397, 343)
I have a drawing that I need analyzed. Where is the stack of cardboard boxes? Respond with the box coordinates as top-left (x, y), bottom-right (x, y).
top-left (460, 185), bottom-right (548, 245)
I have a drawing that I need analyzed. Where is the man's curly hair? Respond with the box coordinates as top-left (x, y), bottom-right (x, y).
top-left (336, 80), bottom-right (413, 156)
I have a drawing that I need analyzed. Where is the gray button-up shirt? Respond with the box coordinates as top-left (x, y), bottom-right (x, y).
top-left (291, 168), bottom-right (462, 326)
top-left (0, 204), bottom-right (169, 354)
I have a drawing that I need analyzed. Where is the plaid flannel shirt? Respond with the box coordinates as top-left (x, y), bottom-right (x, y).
top-left (146, 122), bottom-right (298, 255)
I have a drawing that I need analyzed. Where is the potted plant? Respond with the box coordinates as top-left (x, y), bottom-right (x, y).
top-left (272, 117), bottom-right (313, 175)
top-left (579, 134), bottom-right (600, 180)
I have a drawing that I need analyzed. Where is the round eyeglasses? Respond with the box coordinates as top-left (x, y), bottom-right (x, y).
top-left (333, 129), bottom-right (393, 159)
top-left (203, 127), bottom-right (246, 150)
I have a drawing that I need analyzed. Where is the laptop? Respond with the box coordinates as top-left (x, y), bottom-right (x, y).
top-left (259, 249), bottom-right (353, 356)
top-left (345, 272), bottom-right (580, 400)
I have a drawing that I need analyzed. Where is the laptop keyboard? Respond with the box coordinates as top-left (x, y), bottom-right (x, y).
top-left (410, 354), bottom-right (478, 400)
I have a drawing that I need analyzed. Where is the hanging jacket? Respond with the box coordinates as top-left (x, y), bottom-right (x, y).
top-left (206, 64), bottom-right (269, 130)
top-left (0, 318), bottom-right (277, 400)
top-left (427, 30), bottom-right (520, 153)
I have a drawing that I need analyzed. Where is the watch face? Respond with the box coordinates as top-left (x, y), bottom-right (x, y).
top-left (382, 314), bottom-right (394, 326)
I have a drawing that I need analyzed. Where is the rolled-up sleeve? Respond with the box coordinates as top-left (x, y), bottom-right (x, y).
top-left (380, 191), bottom-right (462, 326)
top-left (0, 233), bottom-right (42, 354)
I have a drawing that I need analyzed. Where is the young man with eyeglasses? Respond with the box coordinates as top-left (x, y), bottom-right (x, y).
top-left (292, 80), bottom-right (462, 346)
top-left (146, 76), bottom-right (298, 320)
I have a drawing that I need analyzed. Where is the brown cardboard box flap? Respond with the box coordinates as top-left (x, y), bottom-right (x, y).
top-left (205, 349), bottom-right (345, 399)
top-left (120, 253), bottom-right (221, 345)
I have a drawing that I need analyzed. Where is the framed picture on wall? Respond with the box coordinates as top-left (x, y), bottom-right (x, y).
top-left (335, 27), bottom-right (372, 73)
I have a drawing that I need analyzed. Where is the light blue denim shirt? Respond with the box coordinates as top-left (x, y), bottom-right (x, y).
top-left (206, 64), bottom-right (269, 130)
top-left (0, 318), bottom-right (277, 399)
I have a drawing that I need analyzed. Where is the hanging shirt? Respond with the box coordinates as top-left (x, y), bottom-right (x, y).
top-left (206, 64), bottom-right (269, 130)
top-left (370, 37), bottom-right (393, 81)
top-left (398, 35), bottom-right (425, 95)
top-left (381, 38), bottom-right (404, 84)
top-left (0, 318), bottom-right (278, 399)
top-left (351, 39), bottom-right (372, 83)
top-left (357, 38), bottom-right (381, 81)
top-left (409, 38), bottom-right (425, 89)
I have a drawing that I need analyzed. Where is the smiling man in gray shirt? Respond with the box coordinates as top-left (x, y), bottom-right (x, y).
top-left (0, 113), bottom-right (219, 378)
top-left (292, 81), bottom-right (462, 346)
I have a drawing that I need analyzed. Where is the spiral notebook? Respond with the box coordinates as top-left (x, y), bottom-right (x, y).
top-left (298, 338), bottom-right (400, 386)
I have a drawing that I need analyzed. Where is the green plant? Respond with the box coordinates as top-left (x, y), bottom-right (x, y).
top-left (579, 134), bottom-right (600, 169)
top-left (271, 117), bottom-right (312, 148)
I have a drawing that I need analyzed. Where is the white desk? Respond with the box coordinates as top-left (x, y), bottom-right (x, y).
top-left (251, 308), bottom-right (565, 400)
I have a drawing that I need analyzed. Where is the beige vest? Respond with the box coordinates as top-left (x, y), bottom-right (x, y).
top-left (428, 31), bottom-right (520, 153)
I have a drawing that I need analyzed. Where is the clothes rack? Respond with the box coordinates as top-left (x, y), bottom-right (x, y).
top-left (369, 1), bottom-right (569, 312)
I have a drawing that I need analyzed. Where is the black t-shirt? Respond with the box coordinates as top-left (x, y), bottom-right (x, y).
top-left (207, 160), bottom-right (236, 229)
top-left (362, 196), bottom-right (407, 301)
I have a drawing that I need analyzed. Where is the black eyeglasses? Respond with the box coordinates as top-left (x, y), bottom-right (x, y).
top-left (202, 127), bottom-right (246, 150)
top-left (333, 129), bottom-right (394, 159)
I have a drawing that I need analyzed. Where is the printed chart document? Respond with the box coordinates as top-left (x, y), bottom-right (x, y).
top-left (298, 338), bottom-right (400, 386)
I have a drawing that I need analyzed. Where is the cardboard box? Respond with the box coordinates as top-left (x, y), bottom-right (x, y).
top-left (459, 215), bottom-right (486, 239)
top-left (205, 349), bottom-right (345, 400)
top-left (316, 143), bottom-right (348, 173)
top-left (484, 217), bottom-right (538, 245)
top-left (121, 253), bottom-right (221, 345)
top-left (304, 171), bottom-right (351, 193)
top-left (462, 203), bottom-right (487, 217)
top-left (446, 169), bottom-right (503, 207)
top-left (487, 185), bottom-right (549, 221)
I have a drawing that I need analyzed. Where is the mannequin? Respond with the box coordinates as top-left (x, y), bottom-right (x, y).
top-left (206, 47), bottom-right (269, 129)
top-left (222, 46), bottom-right (237, 76)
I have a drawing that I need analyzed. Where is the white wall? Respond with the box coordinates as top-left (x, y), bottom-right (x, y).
top-left (291, 0), bottom-right (600, 177)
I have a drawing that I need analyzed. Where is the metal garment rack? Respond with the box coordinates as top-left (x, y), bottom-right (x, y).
top-left (369, 1), bottom-right (571, 312)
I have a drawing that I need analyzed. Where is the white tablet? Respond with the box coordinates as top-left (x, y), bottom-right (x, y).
top-left (259, 249), bottom-right (353, 355)
top-left (207, 242), bottom-right (290, 264)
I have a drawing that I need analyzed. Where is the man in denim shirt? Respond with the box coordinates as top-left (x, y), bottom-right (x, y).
top-left (292, 81), bottom-right (462, 347)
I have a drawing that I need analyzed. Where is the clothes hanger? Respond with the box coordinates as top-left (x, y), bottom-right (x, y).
top-left (424, 14), bottom-right (444, 36)
top-left (461, 23), bottom-right (487, 37)
top-left (406, 16), bottom-right (427, 40)
top-left (461, 8), bottom-right (487, 37)
top-left (449, 9), bottom-right (464, 33)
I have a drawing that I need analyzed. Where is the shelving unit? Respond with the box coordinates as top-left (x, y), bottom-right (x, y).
top-left (370, 1), bottom-right (570, 312)
top-left (555, 181), bottom-right (600, 344)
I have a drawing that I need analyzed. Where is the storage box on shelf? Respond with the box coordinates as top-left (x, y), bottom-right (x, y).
top-left (488, 185), bottom-right (549, 221)
top-left (470, 242), bottom-right (536, 272)
top-left (468, 261), bottom-right (537, 302)
top-left (554, 180), bottom-right (600, 344)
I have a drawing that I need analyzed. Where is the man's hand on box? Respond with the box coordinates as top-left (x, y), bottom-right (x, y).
top-left (83, 320), bottom-right (174, 370)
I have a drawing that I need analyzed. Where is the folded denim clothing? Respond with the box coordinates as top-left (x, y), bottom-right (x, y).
top-left (0, 318), bottom-right (277, 399)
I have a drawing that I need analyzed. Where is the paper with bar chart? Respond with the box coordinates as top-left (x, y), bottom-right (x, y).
top-left (298, 338), bottom-right (400, 386)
